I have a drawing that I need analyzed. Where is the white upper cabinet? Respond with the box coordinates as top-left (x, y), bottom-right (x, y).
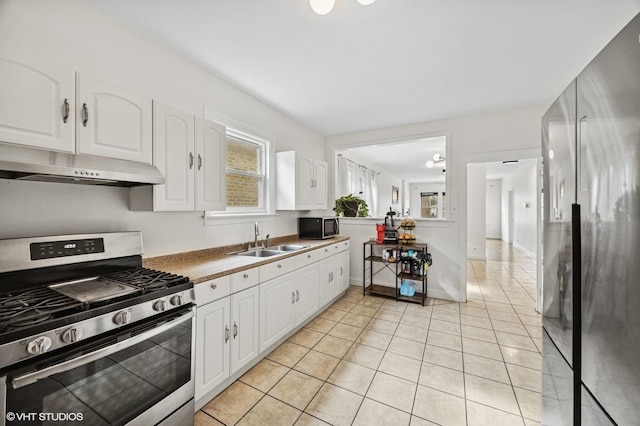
top-left (152, 103), bottom-right (195, 211)
top-left (195, 117), bottom-right (226, 211)
top-left (0, 58), bottom-right (74, 152)
top-left (131, 101), bottom-right (226, 212)
top-left (76, 74), bottom-right (152, 164)
top-left (276, 151), bottom-right (328, 210)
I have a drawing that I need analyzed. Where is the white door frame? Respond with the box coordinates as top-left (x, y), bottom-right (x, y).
top-left (508, 190), bottom-right (515, 244)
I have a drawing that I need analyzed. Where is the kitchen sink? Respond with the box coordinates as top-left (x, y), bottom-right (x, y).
top-left (265, 244), bottom-right (309, 252)
top-left (236, 249), bottom-right (285, 257)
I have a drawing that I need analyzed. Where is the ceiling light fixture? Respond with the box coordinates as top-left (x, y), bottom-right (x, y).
top-left (310, 0), bottom-right (375, 15)
top-left (426, 153), bottom-right (446, 168)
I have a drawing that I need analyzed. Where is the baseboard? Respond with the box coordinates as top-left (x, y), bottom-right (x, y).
top-left (513, 242), bottom-right (535, 258)
top-left (467, 254), bottom-right (486, 261)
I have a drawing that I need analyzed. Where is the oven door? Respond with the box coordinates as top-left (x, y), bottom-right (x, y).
top-left (1, 307), bottom-right (194, 426)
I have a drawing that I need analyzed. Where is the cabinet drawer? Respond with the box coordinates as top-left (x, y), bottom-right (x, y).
top-left (259, 257), bottom-right (295, 283)
top-left (231, 267), bottom-right (259, 293)
top-left (295, 248), bottom-right (325, 269)
top-left (330, 240), bottom-right (350, 254)
top-left (194, 276), bottom-right (231, 305)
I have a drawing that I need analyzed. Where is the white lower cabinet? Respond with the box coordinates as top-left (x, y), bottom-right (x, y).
top-left (195, 286), bottom-right (259, 402)
top-left (259, 273), bottom-right (295, 353)
top-left (294, 263), bottom-right (320, 325)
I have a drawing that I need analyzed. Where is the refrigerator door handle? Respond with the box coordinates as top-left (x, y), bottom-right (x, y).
top-left (578, 115), bottom-right (587, 195)
top-left (571, 203), bottom-right (582, 425)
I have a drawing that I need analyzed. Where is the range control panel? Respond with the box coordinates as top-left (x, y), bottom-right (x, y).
top-left (30, 238), bottom-right (105, 260)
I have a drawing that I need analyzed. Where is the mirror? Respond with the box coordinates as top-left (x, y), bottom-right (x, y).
top-left (334, 134), bottom-right (448, 219)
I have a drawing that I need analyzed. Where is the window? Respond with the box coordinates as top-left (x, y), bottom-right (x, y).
top-left (225, 128), bottom-right (268, 212)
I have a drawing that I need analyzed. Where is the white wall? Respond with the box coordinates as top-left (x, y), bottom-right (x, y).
top-left (467, 164), bottom-right (486, 260)
top-left (501, 159), bottom-right (538, 256)
top-left (327, 106), bottom-right (543, 302)
top-left (0, 0), bottom-right (324, 257)
top-left (486, 179), bottom-right (502, 239)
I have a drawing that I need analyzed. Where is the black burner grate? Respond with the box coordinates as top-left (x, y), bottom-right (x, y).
top-left (104, 268), bottom-right (190, 292)
top-left (0, 288), bottom-right (83, 333)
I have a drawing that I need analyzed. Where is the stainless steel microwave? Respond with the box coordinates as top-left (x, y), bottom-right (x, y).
top-left (298, 217), bottom-right (339, 239)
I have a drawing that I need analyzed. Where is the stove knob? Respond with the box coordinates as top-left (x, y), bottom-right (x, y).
top-left (153, 299), bottom-right (168, 312)
top-left (170, 295), bottom-right (184, 306)
top-left (113, 311), bottom-right (130, 325)
top-left (27, 336), bottom-right (52, 355)
top-left (61, 327), bottom-right (82, 344)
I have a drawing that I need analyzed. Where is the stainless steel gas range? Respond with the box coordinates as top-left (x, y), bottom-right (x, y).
top-left (0, 232), bottom-right (195, 426)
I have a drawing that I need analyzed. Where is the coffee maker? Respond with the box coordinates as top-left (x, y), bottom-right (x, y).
top-left (383, 208), bottom-right (398, 243)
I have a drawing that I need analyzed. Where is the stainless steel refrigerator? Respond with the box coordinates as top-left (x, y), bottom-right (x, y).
top-left (542, 12), bottom-right (640, 426)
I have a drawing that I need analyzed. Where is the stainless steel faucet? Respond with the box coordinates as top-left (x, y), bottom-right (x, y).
top-left (254, 222), bottom-right (259, 249)
top-left (264, 234), bottom-right (270, 248)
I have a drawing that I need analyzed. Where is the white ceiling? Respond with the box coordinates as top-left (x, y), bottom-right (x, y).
top-left (86, 0), bottom-right (640, 136)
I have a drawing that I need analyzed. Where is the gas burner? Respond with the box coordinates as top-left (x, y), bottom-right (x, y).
top-left (0, 288), bottom-right (83, 332)
top-left (105, 268), bottom-right (190, 293)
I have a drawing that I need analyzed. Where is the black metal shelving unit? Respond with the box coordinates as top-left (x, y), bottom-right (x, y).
top-left (362, 241), bottom-right (429, 306)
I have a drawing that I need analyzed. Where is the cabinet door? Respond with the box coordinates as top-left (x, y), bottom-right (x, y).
top-left (152, 102), bottom-right (195, 211)
top-left (295, 156), bottom-right (314, 210)
top-left (195, 297), bottom-right (230, 401)
top-left (329, 255), bottom-right (341, 300)
top-left (294, 264), bottom-right (320, 326)
top-left (195, 118), bottom-right (226, 211)
top-left (318, 258), bottom-right (331, 306)
top-left (76, 73), bottom-right (152, 163)
top-left (230, 286), bottom-right (259, 374)
top-left (259, 273), bottom-right (295, 353)
top-left (312, 160), bottom-right (328, 209)
top-left (0, 58), bottom-right (74, 152)
top-left (338, 250), bottom-right (350, 293)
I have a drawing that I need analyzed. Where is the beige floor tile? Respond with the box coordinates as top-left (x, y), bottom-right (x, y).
top-left (358, 297), bottom-right (384, 308)
top-left (349, 304), bottom-right (379, 317)
top-left (465, 374), bottom-right (520, 415)
top-left (506, 363), bottom-right (541, 393)
top-left (405, 304), bottom-right (433, 318)
top-left (313, 334), bottom-right (353, 358)
top-left (461, 314), bottom-right (493, 330)
top-left (495, 332), bottom-right (538, 352)
top-left (460, 305), bottom-right (490, 318)
top-left (267, 342), bottom-right (310, 367)
top-left (201, 381), bottom-right (264, 426)
top-left (395, 323), bottom-right (429, 343)
top-left (466, 401), bottom-right (525, 426)
top-left (353, 398), bottom-right (411, 426)
top-left (462, 337), bottom-right (504, 361)
top-left (423, 345), bottom-right (463, 371)
top-left (268, 370), bottom-right (323, 411)
top-left (327, 360), bottom-right (376, 395)
top-left (532, 337), bottom-right (543, 353)
top-left (427, 330), bottom-right (462, 352)
top-left (430, 310), bottom-right (461, 324)
top-left (461, 324), bottom-right (498, 343)
top-left (523, 419), bottom-right (541, 426)
top-left (374, 308), bottom-right (404, 322)
top-left (419, 362), bottom-right (465, 398)
top-left (294, 413), bottom-right (330, 425)
top-left (237, 395), bottom-right (301, 426)
top-left (382, 300), bottom-right (408, 312)
top-left (330, 300), bottom-right (356, 312)
top-left (524, 324), bottom-right (543, 339)
top-left (429, 318), bottom-right (462, 335)
top-left (514, 387), bottom-right (541, 422)
top-left (485, 301), bottom-right (516, 313)
top-left (463, 353), bottom-right (510, 384)
top-left (294, 350), bottom-right (340, 380)
top-left (492, 319), bottom-right (529, 336)
top-left (366, 372), bottom-right (417, 413)
top-left (339, 312), bottom-right (372, 328)
top-left (328, 322), bottom-right (363, 341)
top-left (500, 346), bottom-right (541, 371)
top-left (288, 328), bottom-right (325, 349)
top-left (388, 336), bottom-right (426, 360)
top-left (489, 310), bottom-right (522, 323)
top-left (401, 313), bottom-right (431, 329)
top-left (355, 329), bottom-right (392, 350)
top-left (239, 358), bottom-right (290, 392)
top-left (365, 318), bottom-right (399, 335)
top-left (304, 317), bottom-right (337, 334)
top-left (340, 293), bottom-right (364, 304)
top-left (378, 351), bottom-right (422, 382)
top-left (318, 308), bottom-right (347, 322)
top-left (343, 343), bottom-right (386, 370)
top-left (194, 411), bottom-right (223, 426)
top-left (410, 415), bottom-right (439, 425)
top-left (305, 383), bottom-right (363, 426)
top-left (518, 314), bottom-right (542, 327)
top-left (413, 385), bottom-right (467, 426)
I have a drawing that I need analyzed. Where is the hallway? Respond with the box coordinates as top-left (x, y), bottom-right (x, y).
top-left (195, 239), bottom-right (541, 425)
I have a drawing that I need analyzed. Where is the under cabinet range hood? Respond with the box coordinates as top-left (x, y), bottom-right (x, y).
top-left (0, 144), bottom-right (164, 186)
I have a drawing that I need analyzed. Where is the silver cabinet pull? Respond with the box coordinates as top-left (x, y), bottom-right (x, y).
top-left (296, 290), bottom-right (300, 302)
top-left (277, 264), bottom-right (282, 269)
top-left (292, 291), bottom-right (295, 304)
top-left (198, 154), bottom-right (202, 170)
top-left (243, 273), bottom-right (249, 279)
top-left (307, 254), bottom-right (311, 258)
top-left (340, 266), bottom-right (344, 276)
top-left (225, 325), bottom-right (230, 342)
top-left (233, 322), bottom-right (238, 338)
top-left (211, 283), bottom-right (217, 289)
top-left (189, 152), bottom-right (194, 169)
top-left (81, 103), bottom-right (88, 127)
top-left (62, 98), bottom-right (70, 123)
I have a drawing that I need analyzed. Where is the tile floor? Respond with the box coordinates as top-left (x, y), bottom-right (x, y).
top-left (195, 239), bottom-right (542, 425)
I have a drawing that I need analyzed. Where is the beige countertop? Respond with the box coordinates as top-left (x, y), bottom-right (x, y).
top-left (143, 235), bottom-right (350, 284)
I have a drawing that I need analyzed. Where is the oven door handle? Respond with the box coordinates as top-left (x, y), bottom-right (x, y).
top-left (11, 310), bottom-right (194, 390)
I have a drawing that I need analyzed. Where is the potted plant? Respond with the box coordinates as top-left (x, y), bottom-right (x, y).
top-left (334, 192), bottom-right (369, 217)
